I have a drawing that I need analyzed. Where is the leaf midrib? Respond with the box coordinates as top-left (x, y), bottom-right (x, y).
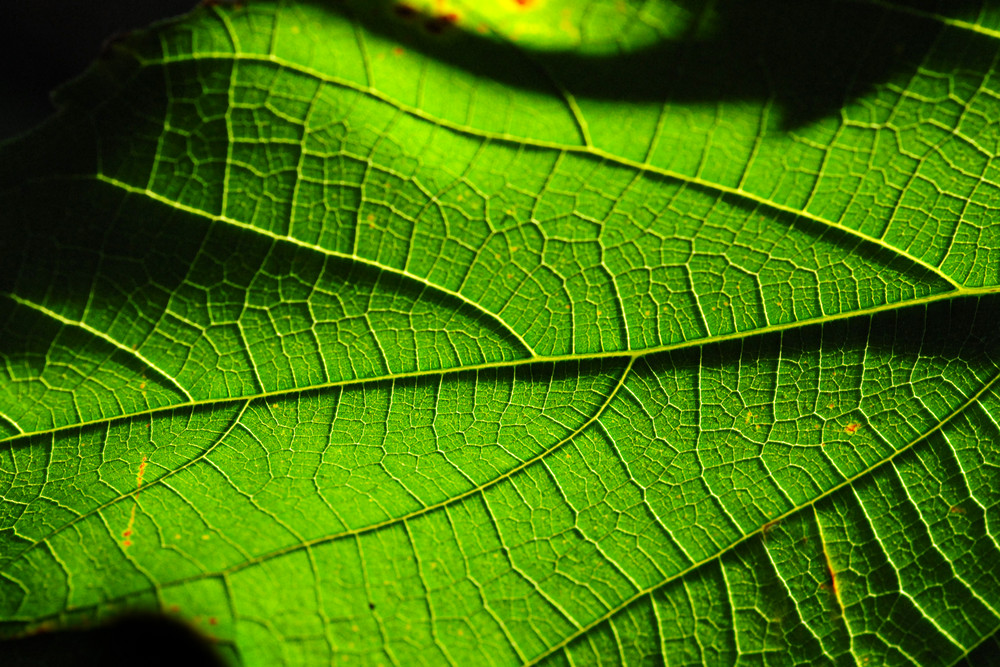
top-left (3, 284), bottom-right (996, 448)
top-left (10, 339), bottom-right (1000, 665)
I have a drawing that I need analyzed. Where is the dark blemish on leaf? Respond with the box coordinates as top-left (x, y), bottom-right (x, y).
top-left (368, 602), bottom-right (376, 610)
top-left (394, 3), bottom-right (417, 19)
top-left (425, 13), bottom-right (458, 34)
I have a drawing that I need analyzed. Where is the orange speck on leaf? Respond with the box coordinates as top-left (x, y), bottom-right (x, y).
top-left (136, 456), bottom-right (148, 488)
top-left (27, 621), bottom-right (56, 636)
top-left (392, 46), bottom-right (405, 56)
top-left (816, 527), bottom-right (844, 615)
top-left (844, 423), bottom-right (860, 435)
top-left (209, 617), bottom-right (218, 625)
top-left (950, 505), bottom-right (967, 515)
top-left (120, 455), bottom-right (148, 547)
top-left (121, 504), bottom-right (138, 547)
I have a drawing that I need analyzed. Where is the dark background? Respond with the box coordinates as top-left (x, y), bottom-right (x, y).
top-left (0, 0), bottom-right (198, 140)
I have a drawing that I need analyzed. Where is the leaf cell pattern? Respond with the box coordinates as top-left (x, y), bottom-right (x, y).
top-left (2, 0), bottom-right (1000, 665)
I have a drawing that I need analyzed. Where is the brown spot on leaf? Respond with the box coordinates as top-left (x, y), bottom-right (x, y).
top-left (425, 13), bottom-right (458, 33)
top-left (762, 519), bottom-right (779, 541)
top-left (394, 3), bottom-right (417, 19)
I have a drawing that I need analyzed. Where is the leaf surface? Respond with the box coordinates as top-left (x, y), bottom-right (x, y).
top-left (2, 0), bottom-right (1000, 664)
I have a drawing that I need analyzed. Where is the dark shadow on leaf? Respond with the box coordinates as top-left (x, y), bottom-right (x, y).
top-left (323, 0), bottom-right (986, 129)
top-left (958, 627), bottom-right (1000, 667)
top-left (2, 612), bottom-right (227, 667)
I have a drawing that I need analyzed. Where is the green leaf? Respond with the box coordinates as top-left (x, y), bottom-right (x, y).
top-left (2, 0), bottom-right (1000, 664)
